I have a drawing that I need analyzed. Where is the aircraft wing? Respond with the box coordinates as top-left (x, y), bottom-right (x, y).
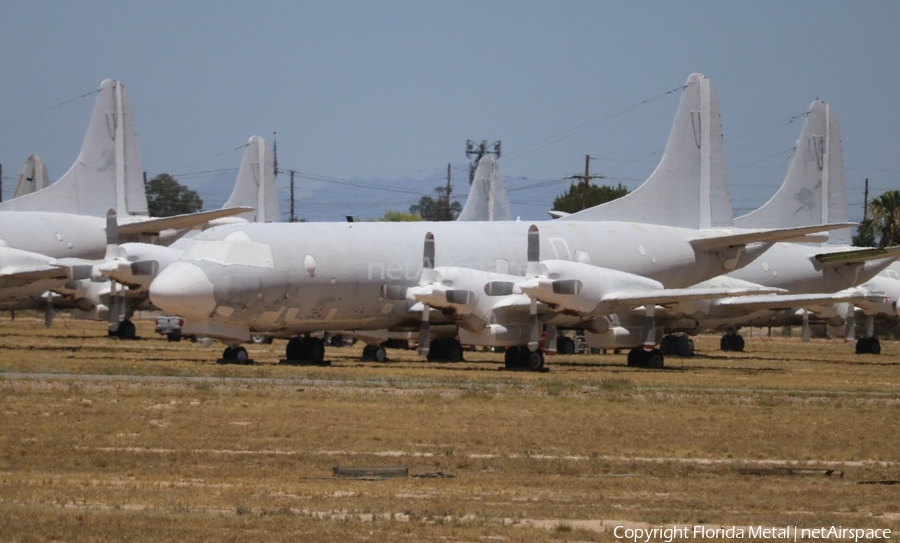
top-left (595, 286), bottom-right (784, 314)
top-left (813, 246), bottom-right (900, 266)
top-left (0, 264), bottom-right (69, 288)
top-left (118, 207), bottom-right (255, 237)
top-left (717, 291), bottom-right (884, 311)
top-left (689, 223), bottom-right (857, 251)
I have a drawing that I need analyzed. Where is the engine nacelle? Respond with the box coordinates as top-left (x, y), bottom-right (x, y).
top-left (458, 323), bottom-right (531, 347)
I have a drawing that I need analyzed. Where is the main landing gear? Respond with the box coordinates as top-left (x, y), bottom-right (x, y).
top-left (855, 336), bottom-right (881, 354)
top-left (627, 347), bottom-right (664, 368)
top-left (720, 333), bottom-right (745, 352)
top-left (504, 346), bottom-right (545, 371)
top-left (108, 319), bottom-right (137, 340)
top-left (659, 334), bottom-right (694, 357)
top-left (427, 338), bottom-right (464, 363)
top-left (282, 336), bottom-right (327, 365)
top-left (362, 344), bottom-right (388, 362)
top-left (219, 345), bottom-right (251, 365)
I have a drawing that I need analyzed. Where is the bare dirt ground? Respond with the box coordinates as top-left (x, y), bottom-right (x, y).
top-left (1, 316), bottom-right (898, 541)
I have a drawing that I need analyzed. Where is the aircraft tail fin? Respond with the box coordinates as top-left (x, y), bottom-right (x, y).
top-left (222, 136), bottom-right (279, 222)
top-left (735, 101), bottom-right (850, 245)
top-left (560, 73), bottom-right (733, 229)
top-left (0, 79), bottom-right (149, 218)
top-left (13, 155), bottom-right (50, 198)
top-left (457, 157), bottom-right (511, 221)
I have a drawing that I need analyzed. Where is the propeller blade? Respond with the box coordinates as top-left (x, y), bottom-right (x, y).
top-left (381, 285), bottom-right (408, 300)
top-left (551, 279), bottom-right (582, 295)
top-left (864, 314), bottom-right (875, 339)
top-left (108, 279), bottom-right (123, 332)
top-left (417, 304), bottom-right (431, 357)
top-left (445, 289), bottom-right (475, 306)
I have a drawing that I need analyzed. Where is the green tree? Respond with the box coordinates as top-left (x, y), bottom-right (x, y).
top-left (379, 210), bottom-right (424, 222)
top-left (552, 182), bottom-right (629, 214)
top-left (409, 186), bottom-right (461, 221)
top-left (145, 173), bottom-right (203, 217)
top-left (854, 190), bottom-right (900, 248)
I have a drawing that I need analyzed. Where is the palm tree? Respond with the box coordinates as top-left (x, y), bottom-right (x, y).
top-left (866, 190), bottom-right (900, 248)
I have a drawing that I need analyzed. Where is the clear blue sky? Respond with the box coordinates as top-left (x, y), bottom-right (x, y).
top-left (1, 1), bottom-right (898, 222)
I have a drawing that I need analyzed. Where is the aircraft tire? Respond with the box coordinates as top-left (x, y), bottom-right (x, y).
top-left (445, 340), bottom-right (463, 362)
top-left (646, 349), bottom-right (664, 369)
top-left (557, 336), bottom-right (575, 355)
top-left (286, 337), bottom-right (307, 361)
top-left (504, 346), bottom-right (522, 369)
top-left (373, 346), bottom-right (387, 362)
top-left (118, 320), bottom-right (136, 340)
top-left (307, 338), bottom-right (325, 364)
top-left (627, 347), bottom-right (643, 367)
top-left (522, 349), bottom-right (544, 371)
top-left (733, 335), bottom-right (745, 352)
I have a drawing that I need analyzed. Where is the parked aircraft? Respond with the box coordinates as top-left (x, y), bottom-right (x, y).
top-left (13, 155), bottom-right (50, 198)
top-left (148, 75), bottom-right (851, 369)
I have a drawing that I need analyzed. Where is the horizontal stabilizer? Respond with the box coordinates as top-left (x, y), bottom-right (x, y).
top-left (690, 223), bottom-right (856, 252)
top-left (813, 246), bottom-right (900, 266)
top-left (118, 207), bottom-right (255, 237)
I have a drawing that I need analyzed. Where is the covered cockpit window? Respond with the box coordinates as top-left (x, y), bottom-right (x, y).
top-left (182, 231), bottom-right (274, 268)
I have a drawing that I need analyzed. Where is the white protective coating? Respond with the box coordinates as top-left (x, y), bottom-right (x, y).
top-left (457, 157), bottom-right (511, 222)
top-left (560, 73), bottom-right (733, 229)
top-left (735, 101), bottom-right (851, 245)
top-left (0, 79), bottom-right (149, 218)
top-left (222, 136), bottom-right (280, 223)
top-left (13, 155), bottom-right (50, 198)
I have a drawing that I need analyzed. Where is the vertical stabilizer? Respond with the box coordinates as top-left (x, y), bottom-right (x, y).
top-left (13, 155), bottom-right (50, 198)
top-left (457, 157), bottom-right (512, 221)
top-left (735, 101), bottom-right (850, 245)
top-left (0, 79), bottom-right (149, 217)
top-left (560, 73), bottom-right (733, 229)
top-left (222, 136), bottom-right (279, 222)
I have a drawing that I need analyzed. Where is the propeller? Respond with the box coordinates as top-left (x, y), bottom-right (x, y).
top-left (44, 295), bottom-right (53, 328)
top-left (417, 233), bottom-right (436, 357)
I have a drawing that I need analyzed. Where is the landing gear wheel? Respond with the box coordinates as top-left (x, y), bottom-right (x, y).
top-left (522, 348), bottom-right (544, 371)
top-left (286, 337), bottom-right (307, 361)
top-left (660, 335), bottom-right (694, 357)
top-left (627, 347), bottom-right (642, 367)
top-left (856, 337), bottom-right (881, 354)
top-left (220, 346), bottom-right (250, 365)
top-left (504, 346), bottom-right (521, 369)
top-left (557, 336), bottom-right (575, 355)
top-left (646, 349), bottom-right (664, 369)
top-left (166, 332), bottom-right (182, 342)
top-left (373, 346), bottom-right (387, 362)
top-left (445, 340), bottom-right (463, 362)
top-left (306, 338), bottom-right (325, 364)
top-left (720, 334), bottom-right (744, 352)
top-left (116, 319), bottom-right (136, 340)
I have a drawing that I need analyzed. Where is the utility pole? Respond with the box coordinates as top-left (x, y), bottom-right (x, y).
top-left (465, 139), bottom-right (501, 184)
top-left (289, 170), bottom-right (296, 222)
top-left (0, 163), bottom-right (3, 202)
top-left (564, 155), bottom-right (605, 210)
top-left (863, 178), bottom-right (869, 221)
top-left (445, 163), bottom-right (452, 221)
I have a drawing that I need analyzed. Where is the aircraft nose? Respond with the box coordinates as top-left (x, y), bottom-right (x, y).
top-left (149, 262), bottom-right (217, 320)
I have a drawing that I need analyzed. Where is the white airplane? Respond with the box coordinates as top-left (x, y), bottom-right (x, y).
top-left (457, 157), bottom-right (511, 222)
top-left (0, 80), bottom-right (251, 324)
top-left (147, 74), bottom-right (850, 369)
top-left (0, 79), bottom-right (251, 245)
top-left (545, 79), bottom-right (898, 355)
top-left (13, 155), bottom-right (50, 198)
top-left (49, 136), bottom-right (278, 338)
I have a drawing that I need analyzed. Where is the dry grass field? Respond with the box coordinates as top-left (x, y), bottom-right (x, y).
top-left (1, 315), bottom-right (898, 542)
